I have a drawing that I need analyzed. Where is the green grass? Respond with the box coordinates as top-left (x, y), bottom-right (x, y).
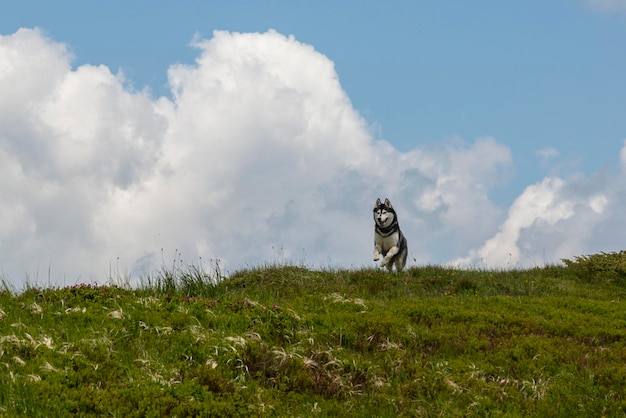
top-left (1, 258), bottom-right (626, 416)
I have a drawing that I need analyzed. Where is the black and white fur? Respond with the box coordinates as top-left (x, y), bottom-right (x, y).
top-left (373, 198), bottom-right (408, 272)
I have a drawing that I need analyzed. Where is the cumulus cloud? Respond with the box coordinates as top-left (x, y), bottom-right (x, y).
top-left (0, 27), bottom-right (624, 286)
top-left (0, 28), bottom-right (168, 284)
top-left (456, 143), bottom-right (626, 268)
top-left (454, 177), bottom-right (575, 266)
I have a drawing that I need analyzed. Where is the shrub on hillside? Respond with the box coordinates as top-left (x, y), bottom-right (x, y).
top-left (562, 251), bottom-right (626, 285)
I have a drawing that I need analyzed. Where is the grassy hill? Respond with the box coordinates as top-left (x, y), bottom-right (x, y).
top-left (1, 254), bottom-right (626, 416)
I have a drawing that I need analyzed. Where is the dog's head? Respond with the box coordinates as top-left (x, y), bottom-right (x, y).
top-left (373, 198), bottom-right (396, 229)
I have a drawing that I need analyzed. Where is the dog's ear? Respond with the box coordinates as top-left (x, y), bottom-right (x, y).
top-left (384, 198), bottom-right (393, 209)
top-left (376, 198), bottom-right (382, 207)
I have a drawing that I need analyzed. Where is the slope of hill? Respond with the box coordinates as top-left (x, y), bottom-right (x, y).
top-left (1, 258), bottom-right (625, 416)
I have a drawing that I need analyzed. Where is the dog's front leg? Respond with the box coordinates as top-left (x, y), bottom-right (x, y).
top-left (373, 245), bottom-right (382, 262)
top-left (380, 246), bottom-right (399, 267)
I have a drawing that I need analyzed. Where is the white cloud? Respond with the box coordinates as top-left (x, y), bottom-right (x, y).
top-left (1, 27), bottom-right (625, 286)
top-left (536, 147), bottom-right (559, 159)
top-left (454, 177), bottom-right (575, 267)
top-left (620, 138), bottom-right (626, 171)
top-left (588, 194), bottom-right (608, 214)
top-left (456, 147), bottom-right (626, 268)
top-left (0, 28), bottom-right (167, 284)
top-left (585, 0), bottom-right (626, 13)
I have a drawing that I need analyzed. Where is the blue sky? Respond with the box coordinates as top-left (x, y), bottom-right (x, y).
top-left (1, 1), bottom-right (626, 285)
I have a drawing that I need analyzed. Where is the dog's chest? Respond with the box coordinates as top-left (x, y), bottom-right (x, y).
top-left (375, 231), bottom-right (400, 253)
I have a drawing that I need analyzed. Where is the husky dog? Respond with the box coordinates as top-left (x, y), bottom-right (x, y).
top-left (373, 198), bottom-right (408, 272)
